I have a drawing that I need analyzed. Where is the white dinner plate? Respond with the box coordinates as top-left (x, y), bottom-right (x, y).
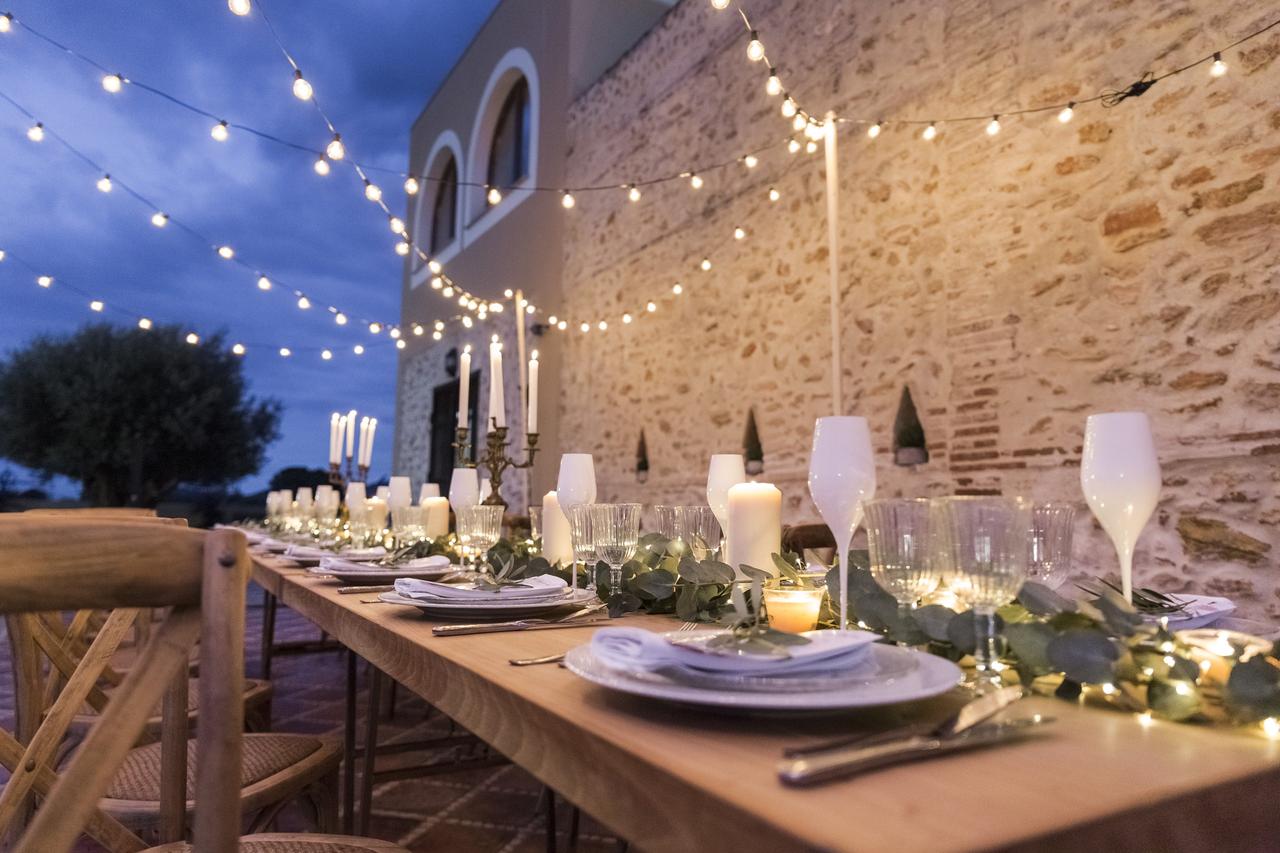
top-left (378, 588), bottom-right (598, 619)
top-left (564, 640), bottom-right (962, 712)
top-left (312, 566), bottom-right (460, 585)
top-left (1145, 594), bottom-right (1235, 630)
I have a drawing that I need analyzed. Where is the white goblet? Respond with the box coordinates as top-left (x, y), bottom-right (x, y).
top-left (808, 416), bottom-right (876, 631)
top-left (557, 454), bottom-right (597, 592)
top-left (387, 476), bottom-right (412, 510)
top-left (706, 454), bottom-right (746, 563)
top-left (1081, 412), bottom-right (1161, 603)
top-left (448, 468), bottom-right (480, 515)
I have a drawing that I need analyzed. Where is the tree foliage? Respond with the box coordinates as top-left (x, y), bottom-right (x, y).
top-left (269, 466), bottom-right (333, 493)
top-left (0, 323), bottom-right (281, 506)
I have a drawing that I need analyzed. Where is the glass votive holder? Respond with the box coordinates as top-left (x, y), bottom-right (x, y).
top-left (763, 584), bottom-right (826, 634)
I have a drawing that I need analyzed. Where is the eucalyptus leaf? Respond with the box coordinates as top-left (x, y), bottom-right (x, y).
top-left (631, 568), bottom-right (676, 601)
top-left (1148, 679), bottom-right (1201, 721)
top-left (740, 564), bottom-right (772, 582)
top-left (675, 581), bottom-right (700, 622)
top-left (607, 592), bottom-right (643, 619)
top-left (1227, 655), bottom-right (1280, 712)
top-left (1004, 622), bottom-right (1056, 674)
top-left (911, 604), bottom-right (956, 643)
top-left (1018, 582), bottom-right (1075, 617)
top-left (1090, 591), bottom-right (1144, 637)
top-left (1046, 629), bottom-right (1121, 684)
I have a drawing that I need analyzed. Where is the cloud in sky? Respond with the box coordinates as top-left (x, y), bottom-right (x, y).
top-left (0, 0), bottom-right (500, 494)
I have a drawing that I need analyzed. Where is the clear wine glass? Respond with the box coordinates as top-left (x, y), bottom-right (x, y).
top-left (1081, 412), bottom-right (1161, 602)
top-left (557, 454), bottom-right (597, 594)
top-left (591, 503), bottom-right (642, 595)
top-left (567, 504), bottom-right (596, 591)
top-left (808, 417), bottom-right (876, 631)
top-left (940, 496), bottom-right (1032, 692)
top-left (680, 506), bottom-right (721, 561)
top-left (1029, 502), bottom-right (1076, 589)
top-left (864, 498), bottom-right (938, 625)
top-left (527, 505), bottom-right (543, 543)
top-left (467, 504), bottom-right (503, 574)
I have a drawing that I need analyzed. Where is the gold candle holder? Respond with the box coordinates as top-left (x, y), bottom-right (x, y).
top-left (469, 420), bottom-right (539, 509)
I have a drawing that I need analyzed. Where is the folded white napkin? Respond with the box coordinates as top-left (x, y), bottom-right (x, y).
top-left (286, 544), bottom-right (386, 561)
top-left (393, 574), bottom-right (567, 602)
top-left (319, 555), bottom-right (451, 574)
top-left (590, 627), bottom-right (879, 676)
top-left (217, 524), bottom-right (268, 544)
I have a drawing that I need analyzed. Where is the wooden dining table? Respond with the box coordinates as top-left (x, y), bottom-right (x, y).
top-left (251, 552), bottom-right (1280, 853)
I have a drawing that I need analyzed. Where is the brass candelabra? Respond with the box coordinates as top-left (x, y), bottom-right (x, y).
top-left (455, 421), bottom-right (538, 508)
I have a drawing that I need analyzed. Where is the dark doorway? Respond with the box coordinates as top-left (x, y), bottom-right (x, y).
top-left (427, 370), bottom-right (480, 493)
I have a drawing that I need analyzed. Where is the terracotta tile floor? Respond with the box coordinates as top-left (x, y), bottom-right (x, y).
top-left (0, 585), bottom-right (622, 852)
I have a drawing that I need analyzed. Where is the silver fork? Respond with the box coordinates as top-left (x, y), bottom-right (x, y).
top-left (678, 621), bottom-right (700, 632)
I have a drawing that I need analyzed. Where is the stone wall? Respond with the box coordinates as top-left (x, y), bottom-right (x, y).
top-left (556, 0), bottom-right (1280, 619)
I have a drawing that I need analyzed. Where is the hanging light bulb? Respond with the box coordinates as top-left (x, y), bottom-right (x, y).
top-left (443, 286), bottom-right (455, 298)
top-left (487, 186), bottom-right (502, 205)
top-left (556, 320), bottom-right (568, 330)
top-left (580, 322), bottom-right (591, 333)
top-left (389, 327), bottom-right (402, 339)
top-left (598, 320), bottom-right (608, 331)
top-left (102, 73), bottom-right (123, 93)
top-left (228, 0), bottom-right (251, 15)
top-left (27, 123), bottom-right (44, 142)
top-left (490, 302), bottom-right (504, 313)
top-left (428, 259), bottom-right (443, 274)
top-left (622, 313), bottom-right (633, 324)
top-left (733, 226), bottom-right (746, 240)
top-left (335, 312), bottom-right (348, 325)
top-left (313, 156), bottom-right (331, 176)
top-left (768, 187), bottom-right (780, 202)
top-left (646, 301), bottom-right (657, 313)
top-left (364, 181), bottom-right (382, 202)
top-left (922, 122), bottom-right (938, 141)
top-left (1058, 102), bottom-right (1075, 123)
top-left (291, 69), bottom-right (313, 101)
top-left (150, 212), bottom-right (168, 228)
top-left (743, 154), bottom-right (758, 168)
top-left (672, 283), bottom-right (684, 294)
top-left (781, 96), bottom-right (797, 118)
top-left (710, 0), bottom-right (730, 8)
top-left (396, 339), bottom-right (406, 350)
top-left (138, 317), bottom-right (152, 330)
top-left (368, 322), bottom-right (382, 334)
top-left (700, 258), bottom-right (712, 271)
top-left (526, 303), bottom-right (536, 315)
top-left (297, 295), bottom-right (311, 309)
top-left (404, 176), bottom-right (420, 195)
top-left (187, 332), bottom-right (201, 345)
top-left (461, 316), bottom-right (473, 328)
top-left (232, 342), bottom-right (246, 355)
top-left (792, 113), bottom-right (808, 132)
top-left (37, 276), bottom-right (53, 288)
top-left (210, 120), bottom-right (230, 142)
top-left (89, 299), bottom-right (104, 312)
top-left (746, 31), bottom-right (765, 62)
top-left (326, 134), bottom-right (345, 160)
top-left (504, 288), bottom-right (515, 298)
top-left (432, 330), bottom-right (443, 341)
top-left (627, 184), bottom-right (641, 202)
top-left (805, 140), bottom-right (818, 153)
top-left (217, 245), bottom-right (235, 259)
top-left (279, 347), bottom-right (292, 357)
top-left (0, 12), bottom-right (12, 32)
top-left (434, 320), bottom-right (445, 331)
top-left (561, 190), bottom-right (576, 209)
top-left (257, 276), bottom-right (271, 291)
top-left (986, 115), bottom-right (1001, 136)
top-left (1211, 52), bottom-right (1227, 77)
top-left (389, 216), bottom-right (405, 234)
top-left (458, 294), bottom-right (468, 306)
top-left (430, 276), bottom-right (444, 290)
top-left (765, 67), bottom-right (782, 96)
top-left (867, 121), bottom-right (882, 139)
top-left (353, 344), bottom-right (365, 355)
top-left (787, 138), bottom-right (801, 154)
top-left (412, 324), bottom-right (424, 336)
top-left (805, 120), bottom-right (825, 140)
top-left (321, 349), bottom-right (333, 360)
top-left (689, 173), bottom-right (703, 189)
top-left (395, 241), bottom-right (410, 256)
top-left (96, 174), bottom-right (112, 193)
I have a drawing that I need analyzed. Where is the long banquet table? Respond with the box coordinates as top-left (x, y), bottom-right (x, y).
top-left (251, 553), bottom-right (1280, 852)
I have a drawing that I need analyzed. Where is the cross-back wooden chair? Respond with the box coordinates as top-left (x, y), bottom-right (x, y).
top-left (0, 519), bottom-right (402, 852)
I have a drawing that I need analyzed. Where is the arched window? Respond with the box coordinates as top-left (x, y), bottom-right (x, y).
top-left (486, 78), bottom-right (530, 199)
top-left (430, 157), bottom-right (457, 255)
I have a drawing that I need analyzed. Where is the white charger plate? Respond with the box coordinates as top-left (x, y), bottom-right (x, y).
top-left (311, 566), bottom-right (459, 585)
top-left (378, 587), bottom-right (597, 619)
top-left (1145, 594), bottom-right (1235, 630)
top-left (564, 639), bottom-right (961, 711)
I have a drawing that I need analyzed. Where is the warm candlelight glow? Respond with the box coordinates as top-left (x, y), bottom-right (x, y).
top-left (764, 587), bottom-right (824, 633)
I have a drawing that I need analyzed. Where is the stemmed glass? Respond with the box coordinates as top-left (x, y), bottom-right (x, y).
top-left (1029, 502), bottom-right (1076, 588)
top-left (567, 505), bottom-right (596, 590)
top-left (557, 454), bottom-right (597, 594)
top-left (527, 505), bottom-right (543, 543)
top-left (864, 498), bottom-right (938, 624)
top-left (706, 455), bottom-right (746, 563)
top-left (808, 417), bottom-right (877, 631)
top-left (680, 506), bottom-right (721, 561)
top-left (457, 504), bottom-right (503, 575)
top-left (448, 468), bottom-right (480, 514)
top-left (1081, 412), bottom-right (1161, 603)
top-left (940, 497), bottom-right (1032, 692)
top-left (591, 503), bottom-right (642, 595)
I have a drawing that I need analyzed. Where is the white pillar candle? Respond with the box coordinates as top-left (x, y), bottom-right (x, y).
top-left (419, 482), bottom-right (441, 501)
top-left (345, 481), bottom-right (365, 506)
top-left (295, 487), bottom-right (313, 512)
top-left (527, 351), bottom-right (539, 434)
top-left (388, 476), bottom-right (412, 510)
top-left (345, 410), bottom-right (357, 460)
top-left (422, 496), bottom-right (450, 538)
top-left (457, 346), bottom-right (471, 429)
top-left (488, 341), bottom-right (506, 429)
top-left (541, 490), bottom-right (574, 567)
top-left (329, 413), bottom-right (341, 465)
top-left (726, 482), bottom-right (782, 579)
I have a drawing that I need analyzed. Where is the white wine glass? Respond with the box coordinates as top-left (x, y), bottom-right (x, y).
top-left (591, 503), bottom-right (642, 595)
top-left (448, 468), bottom-right (479, 515)
top-left (1081, 412), bottom-right (1161, 602)
top-left (706, 454), bottom-right (746, 563)
top-left (808, 417), bottom-right (876, 631)
top-left (557, 454), bottom-right (597, 593)
top-left (864, 498), bottom-right (938, 626)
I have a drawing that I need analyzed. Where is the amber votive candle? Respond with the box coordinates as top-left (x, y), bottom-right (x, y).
top-left (764, 587), bottom-right (825, 633)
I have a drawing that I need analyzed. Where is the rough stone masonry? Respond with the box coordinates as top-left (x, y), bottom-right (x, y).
top-left (552, 0), bottom-right (1280, 619)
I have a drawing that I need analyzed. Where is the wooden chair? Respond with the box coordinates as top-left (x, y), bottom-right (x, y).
top-left (24, 506), bottom-right (160, 516)
top-left (0, 520), bottom-right (402, 851)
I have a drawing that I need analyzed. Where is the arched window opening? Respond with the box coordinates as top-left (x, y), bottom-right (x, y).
top-left (486, 77), bottom-right (530, 200)
top-left (430, 157), bottom-right (458, 255)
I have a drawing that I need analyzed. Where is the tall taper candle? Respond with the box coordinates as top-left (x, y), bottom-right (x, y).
top-left (357, 417), bottom-right (369, 468)
top-left (329, 413), bottom-right (341, 465)
top-left (488, 340), bottom-right (506, 429)
top-left (457, 346), bottom-right (471, 429)
top-left (346, 409), bottom-right (357, 460)
top-left (363, 418), bottom-right (378, 468)
top-left (726, 482), bottom-right (782, 579)
top-left (527, 350), bottom-right (539, 434)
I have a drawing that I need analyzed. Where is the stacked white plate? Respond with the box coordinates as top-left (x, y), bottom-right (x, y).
top-left (310, 554), bottom-right (456, 585)
top-left (379, 575), bottom-right (595, 619)
top-left (284, 544), bottom-right (386, 566)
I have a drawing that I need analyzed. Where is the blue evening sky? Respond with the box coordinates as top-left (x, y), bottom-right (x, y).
top-left (0, 0), bottom-right (500, 495)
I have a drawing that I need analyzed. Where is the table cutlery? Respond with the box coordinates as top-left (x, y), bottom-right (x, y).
top-left (510, 652), bottom-right (567, 666)
top-left (339, 584), bottom-right (395, 594)
top-left (777, 714), bottom-right (1053, 786)
top-left (432, 603), bottom-right (608, 636)
top-left (783, 685), bottom-right (1024, 758)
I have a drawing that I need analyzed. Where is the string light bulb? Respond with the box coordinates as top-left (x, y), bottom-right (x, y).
top-left (364, 181), bottom-right (382, 202)
top-left (746, 31), bottom-right (765, 62)
top-left (672, 282), bottom-right (684, 295)
top-left (138, 317), bottom-right (152, 330)
top-left (1211, 52), bottom-right (1227, 77)
top-left (89, 299), bottom-right (104, 312)
top-left (404, 176), bottom-right (420, 195)
top-left (230, 342), bottom-right (246, 354)
top-left (321, 349), bottom-right (332, 360)
top-left (765, 67), bottom-right (782, 96)
top-left (279, 347), bottom-right (292, 357)
top-left (217, 245), bottom-right (235, 259)
top-left (335, 312), bottom-right (348, 325)
top-left (792, 114), bottom-right (808, 132)
top-left (353, 344), bottom-right (365, 355)
top-left (490, 302), bottom-right (503, 312)
top-left (787, 138), bottom-right (801, 154)
top-left (561, 190), bottom-right (576, 209)
top-left (627, 184), bottom-right (641, 202)
top-left (96, 174), bottom-right (112, 193)
top-left (689, 173), bottom-right (703, 189)
top-left (557, 320), bottom-right (567, 330)
top-left (805, 139), bottom-right (818, 153)
top-left (297, 295), bottom-right (311, 309)
top-left (326, 134), bottom-right (345, 160)
top-left (428, 259), bottom-right (442, 274)
top-left (257, 276), bottom-right (272, 291)
top-left (1058, 102), bottom-right (1075, 123)
top-left (187, 332), bottom-right (200, 345)
top-left (461, 316), bottom-right (473, 328)
top-left (700, 258), bottom-right (712, 271)
top-left (27, 123), bottom-right (44, 142)
top-left (598, 320), bottom-right (608, 331)
top-left (710, 0), bottom-right (730, 9)
top-left (368, 322), bottom-right (382, 334)
top-left (743, 154), bottom-right (758, 168)
top-left (389, 327), bottom-right (402, 339)
top-left (389, 216), bottom-right (405, 234)
top-left (646, 301), bottom-right (657, 313)
top-left (291, 69), bottom-right (313, 101)
top-left (37, 275), bottom-right (52, 288)
top-left (986, 115), bottom-right (1002, 136)
top-left (412, 324), bottom-right (424, 336)
top-left (922, 122), bottom-right (938, 141)
top-left (313, 156), bottom-right (330, 175)
top-left (580, 322), bottom-right (590, 333)
top-left (733, 226), bottom-right (746, 240)
top-left (396, 339), bottom-right (406, 349)
top-left (228, 0), bottom-right (251, 16)
top-left (768, 187), bottom-right (780, 202)
top-left (150, 212), bottom-right (168, 227)
top-left (211, 120), bottom-right (229, 142)
top-left (395, 241), bottom-right (410, 256)
top-left (867, 121), bottom-right (882, 139)
top-left (487, 186), bottom-right (502, 205)
top-left (0, 12), bottom-right (12, 32)
top-left (434, 320), bottom-right (445, 331)
top-left (781, 96), bottom-right (797, 118)
top-left (102, 74), bottom-right (123, 93)
top-left (432, 330), bottom-right (443, 341)
top-left (623, 313), bottom-right (633, 324)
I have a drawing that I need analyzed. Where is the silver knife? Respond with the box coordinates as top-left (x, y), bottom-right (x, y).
top-left (778, 715), bottom-right (1053, 786)
top-left (432, 617), bottom-right (608, 636)
top-left (783, 685), bottom-right (1024, 759)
